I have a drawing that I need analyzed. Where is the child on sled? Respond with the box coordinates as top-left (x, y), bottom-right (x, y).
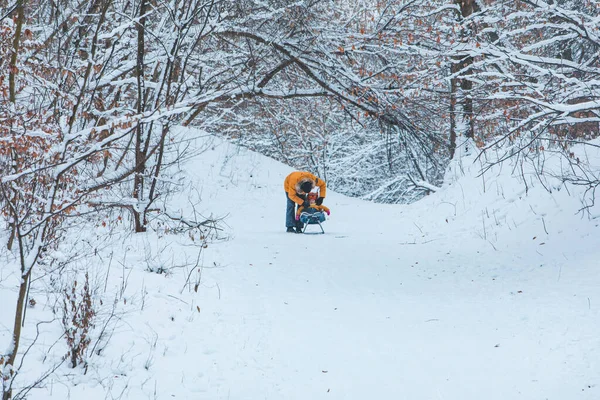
top-left (295, 192), bottom-right (330, 233)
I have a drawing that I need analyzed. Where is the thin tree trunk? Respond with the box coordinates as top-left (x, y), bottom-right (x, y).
top-left (133, 0), bottom-right (148, 232)
top-left (9, 0), bottom-right (25, 104)
top-left (4, 9), bottom-right (26, 395)
top-left (460, 55), bottom-right (475, 140)
top-left (3, 231), bottom-right (32, 400)
top-left (449, 77), bottom-right (457, 159)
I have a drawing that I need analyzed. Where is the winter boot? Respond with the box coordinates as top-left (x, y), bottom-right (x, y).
top-left (286, 227), bottom-right (295, 233)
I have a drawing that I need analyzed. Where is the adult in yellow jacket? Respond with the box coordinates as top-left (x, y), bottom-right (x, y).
top-left (284, 171), bottom-right (326, 233)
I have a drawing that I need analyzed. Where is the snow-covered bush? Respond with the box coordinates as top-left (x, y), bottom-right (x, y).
top-left (61, 273), bottom-right (95, 369)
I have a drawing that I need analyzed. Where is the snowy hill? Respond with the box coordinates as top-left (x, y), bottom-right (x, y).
top-left (1, 132), bottom-right (599, 400)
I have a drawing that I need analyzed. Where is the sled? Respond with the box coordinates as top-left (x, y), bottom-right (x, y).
top-left (299, 211), bottom-right (326, 235)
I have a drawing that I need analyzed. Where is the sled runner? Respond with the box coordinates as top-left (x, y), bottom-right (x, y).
top-left (299, 211), bottom-right (326, 235)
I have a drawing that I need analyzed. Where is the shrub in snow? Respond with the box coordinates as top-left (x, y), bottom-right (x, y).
top-left (61, 273), bottom-right (95, 370)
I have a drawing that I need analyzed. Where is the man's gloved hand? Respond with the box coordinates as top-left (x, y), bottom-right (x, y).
top-left (302, 199), bottom-right (310, 208)
top-left (316, 197), bottom-right (324, 206)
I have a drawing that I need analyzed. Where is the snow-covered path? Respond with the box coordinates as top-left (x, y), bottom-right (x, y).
top-left (170, 141), bottom-right (599, 400)
top-left (4, 138), bottom-right (598, 400)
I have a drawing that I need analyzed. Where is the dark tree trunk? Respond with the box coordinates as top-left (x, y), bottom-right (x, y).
top-left (8, 0), bottom-right (24, 104)
top-left (449, 0), bottom-right (480, 157)
top-left (133, 0), bottom-right (148, 232)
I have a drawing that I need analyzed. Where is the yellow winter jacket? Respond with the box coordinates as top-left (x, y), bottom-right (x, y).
top-left (296, 204), bottom-right (330, 218)
top-left (284, 171), bottom-right (327, 206)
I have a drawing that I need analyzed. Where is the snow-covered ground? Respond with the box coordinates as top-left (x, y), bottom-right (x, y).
top-left (1, 133), bottom-right (599, 399)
